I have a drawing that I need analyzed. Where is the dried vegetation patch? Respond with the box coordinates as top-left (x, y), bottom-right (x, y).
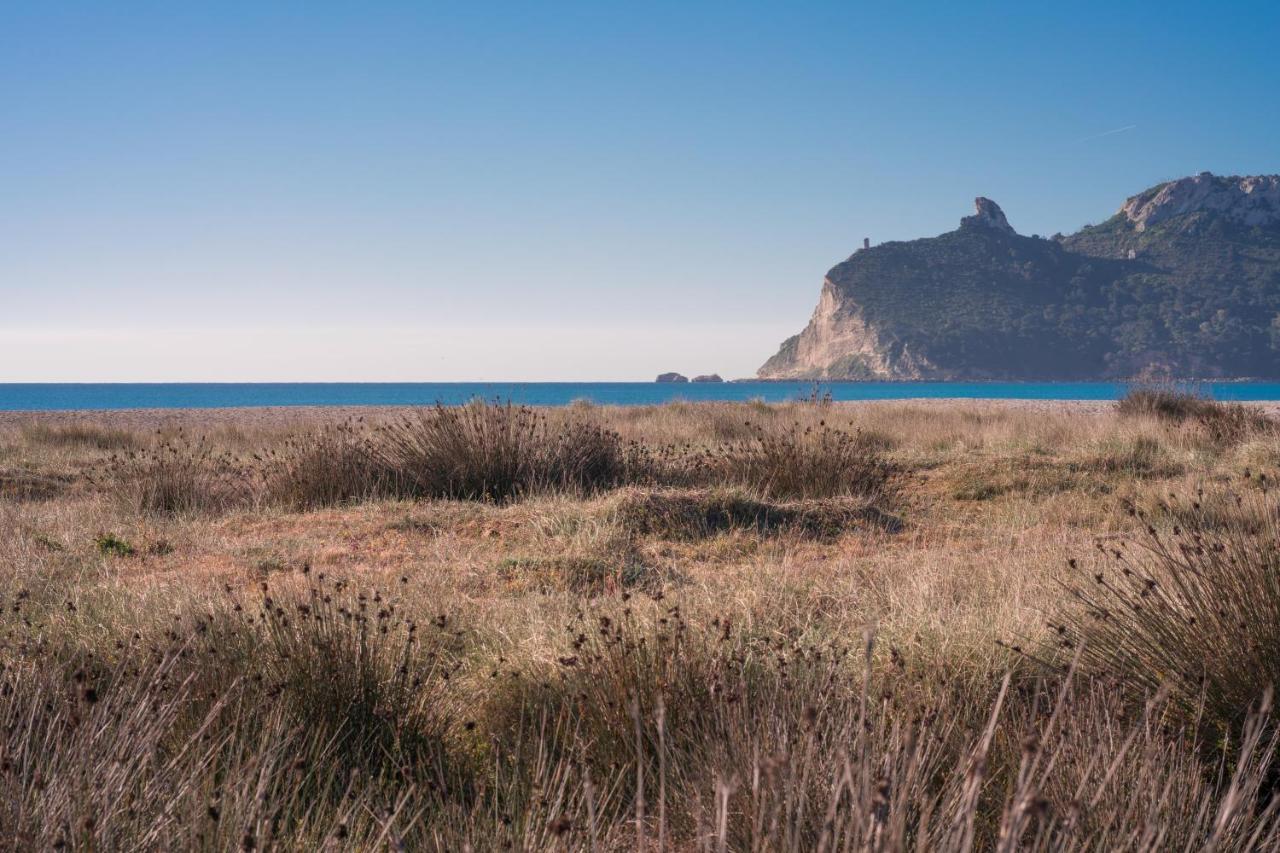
top-left (2, 399), bottom-right (1280, 848)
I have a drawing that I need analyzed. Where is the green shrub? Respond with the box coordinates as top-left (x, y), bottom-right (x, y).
top-left (94, 532), bottom-right (135, 557)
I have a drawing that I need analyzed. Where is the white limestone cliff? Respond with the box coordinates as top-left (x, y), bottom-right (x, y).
top-left (1122, 173), bottom-right (1280, 231)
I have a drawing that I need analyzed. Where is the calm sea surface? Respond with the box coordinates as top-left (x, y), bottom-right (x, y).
top-left (4, 382), bottom-right (1280, 411)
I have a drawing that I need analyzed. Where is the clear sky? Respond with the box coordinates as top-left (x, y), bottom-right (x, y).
top-left (3, 1), bottom-right (1278, 381)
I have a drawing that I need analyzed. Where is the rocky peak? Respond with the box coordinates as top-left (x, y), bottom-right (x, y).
top-left (1121, 173), bottom-right (1280, 232)
top-left (961, 197), bottom-right (1016, 235)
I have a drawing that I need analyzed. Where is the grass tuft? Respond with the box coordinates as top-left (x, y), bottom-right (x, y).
top-left (261, 420), bottom-right (398, 509)
top-left (1118, 384), bottom-right (1273, 446)
top-left (1060, 481), bottom-right (1280, 734)
top-left (611, 487), bottom-right (900, 539)
top-left (21, 421), bottom-right (139, 451)
top-left (373, 402), bottom-right (630, 502)
top-left (98, 431), bottom-right (252, 515)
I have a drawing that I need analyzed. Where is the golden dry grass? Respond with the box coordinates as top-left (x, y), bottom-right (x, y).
top-left (2, 400), bottom-right (1279, 849)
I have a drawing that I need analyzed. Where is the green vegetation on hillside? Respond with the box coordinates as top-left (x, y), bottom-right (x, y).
top-left (770, 176), bottom-right (1280, 379)
top-left (837, 214), bottom-right (1280, 377)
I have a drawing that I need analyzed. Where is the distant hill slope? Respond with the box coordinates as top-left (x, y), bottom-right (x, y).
top-left (759, 173), bottom-right (1280, 380)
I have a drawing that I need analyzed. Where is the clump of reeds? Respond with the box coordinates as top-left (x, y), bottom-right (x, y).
top-left (0, 634), bottom-right (447, 848)
top-left (3, 580), bottom-right (1280, 848)
top-left (1118, 384), bottom-right (1273, 446)
top-left (991, 676), bottom-right (1280, 849)
top-left (476, 608), bottom-right (888, 843)
top-left (260, 420), bottom-right (400, 509)
top-left (1058, 479), bottom-right (1280, 734)
top-left (373, 401), bottom-right (630, 502)
top-left (226, 576), bottom-right (463, 785)
top-left (479, 607), bottom-right (1280, 849)
top-left (88, 404), bottom-right (900, 515)
top-left (703, 420), bottom-right (895, 500)
top-left (95, 430), bottom-right (253, 515)
top-left (628, 420), bottom-right (895, 501)
top-left (1117, 384), bottom-right (1223, 421)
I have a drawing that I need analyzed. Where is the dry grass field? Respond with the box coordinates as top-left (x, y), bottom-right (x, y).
top-left (4, 395), bottom-right (1280, 850)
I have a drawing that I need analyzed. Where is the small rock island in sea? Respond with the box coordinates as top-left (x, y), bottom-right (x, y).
top-left (655, 372), bottom-right (689, 383)
top-left (691, 374), bottom-right (723, 383)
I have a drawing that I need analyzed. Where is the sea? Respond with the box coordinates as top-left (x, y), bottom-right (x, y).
top-left (4, 381), bottom-right (1280, 411)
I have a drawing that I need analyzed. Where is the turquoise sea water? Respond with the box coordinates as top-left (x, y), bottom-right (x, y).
top-left (4, 382), bottom-right (1280, 411)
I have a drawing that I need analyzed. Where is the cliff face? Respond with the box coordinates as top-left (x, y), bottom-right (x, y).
top-left (1121, 173), bottom-right (1280, 232)
top-left (760, 174), bottom-right (1280, 380)
top-left (757, 277), bottom-right (940, 380)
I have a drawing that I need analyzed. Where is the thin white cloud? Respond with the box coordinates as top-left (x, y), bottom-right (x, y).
top-left (1073, 124), bottom-right (1137, 144)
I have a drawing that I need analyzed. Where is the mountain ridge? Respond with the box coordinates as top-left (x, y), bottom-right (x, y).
top-left (759, 173), bottom-right (1280, 380)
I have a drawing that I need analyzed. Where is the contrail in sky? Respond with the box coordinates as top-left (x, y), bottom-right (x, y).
top-left (1073, 124), bottom-right (1137, 144)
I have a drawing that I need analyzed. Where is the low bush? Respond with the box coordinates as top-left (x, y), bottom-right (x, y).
top-left (1198, 402), bottom-right (1277, 446)
top-left (94, 532), bottom-right (135, 557)
top-left (495, 554), bottom-right (655, 595)
top-left (90, 405), bottom-right (901, 514)
top-left (1072, 435), bottom-right (1183, 477)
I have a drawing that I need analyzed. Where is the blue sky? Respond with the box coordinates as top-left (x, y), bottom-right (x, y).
top-left (3, 1), bottom-right (1278, 380)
